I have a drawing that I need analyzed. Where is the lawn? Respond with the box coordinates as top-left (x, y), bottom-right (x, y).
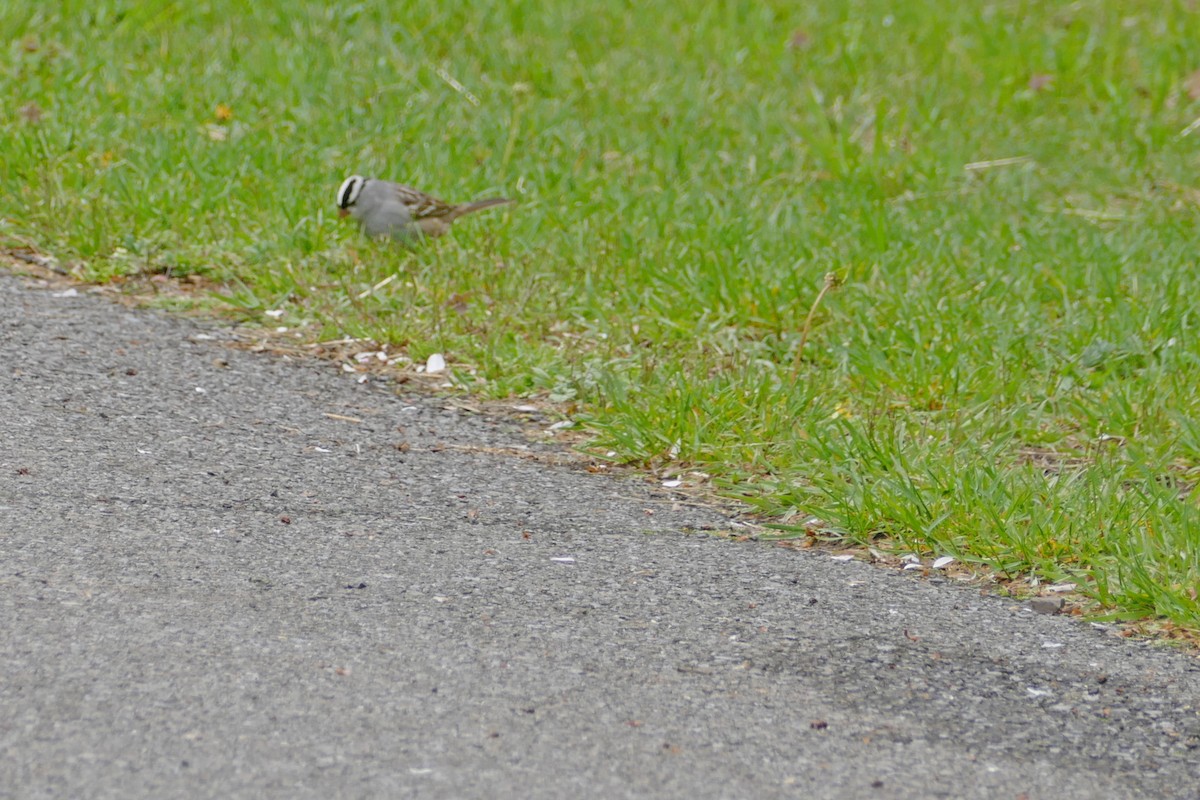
top-left (4, 0), bottom-right (1200, 630)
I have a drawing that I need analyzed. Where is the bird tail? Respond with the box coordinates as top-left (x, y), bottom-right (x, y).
top-left (450, 197), bottom-right (514, 220)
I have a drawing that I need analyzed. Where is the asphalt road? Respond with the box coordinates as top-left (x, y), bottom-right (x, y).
top-left (2, 269), bottom-right (1199, 800)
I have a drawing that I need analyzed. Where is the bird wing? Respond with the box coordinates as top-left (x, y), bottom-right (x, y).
top-left (392, 185), bottom-right (458, 220)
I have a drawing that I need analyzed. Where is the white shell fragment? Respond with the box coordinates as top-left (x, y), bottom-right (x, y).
top-left (425, 353), bottom-right (446, 373)
top-left (932, 556), bottom-right (956, 569)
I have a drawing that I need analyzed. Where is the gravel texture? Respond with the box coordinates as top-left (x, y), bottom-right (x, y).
top-left (2, 271), bottom-right (1199, 799)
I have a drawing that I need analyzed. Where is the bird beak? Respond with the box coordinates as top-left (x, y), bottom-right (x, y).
top-left (338, 208), bottom-right (350, 218)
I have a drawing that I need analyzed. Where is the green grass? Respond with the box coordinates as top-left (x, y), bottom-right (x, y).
top-left (5, 0), bottom-right (1200, 629)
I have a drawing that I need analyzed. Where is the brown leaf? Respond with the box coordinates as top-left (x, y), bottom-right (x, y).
top-left (1028, 73), bottom-right (1054, 92)
top-left (788, 30), bottom-right (812, 49)
top-left (1186, 69), bottom-right (1200, 101)
top-left (19, 102), bottom-right (43, 124)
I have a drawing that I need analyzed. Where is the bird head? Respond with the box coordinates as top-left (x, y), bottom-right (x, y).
top-left (336, 175), bottom-right (367, 218)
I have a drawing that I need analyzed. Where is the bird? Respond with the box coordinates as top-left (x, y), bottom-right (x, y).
top-left (336, 175), bottom-right (512, 241)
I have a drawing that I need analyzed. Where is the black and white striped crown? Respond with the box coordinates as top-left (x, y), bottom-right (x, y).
top-left (337, 175), bottom-right (367, 209)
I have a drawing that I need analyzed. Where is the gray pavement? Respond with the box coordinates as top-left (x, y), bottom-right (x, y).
top-left (1, 269), bottom-right (1198, 799)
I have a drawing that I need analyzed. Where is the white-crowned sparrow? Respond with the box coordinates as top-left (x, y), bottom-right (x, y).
top-left (336, 175), bottom-right (512, 240)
